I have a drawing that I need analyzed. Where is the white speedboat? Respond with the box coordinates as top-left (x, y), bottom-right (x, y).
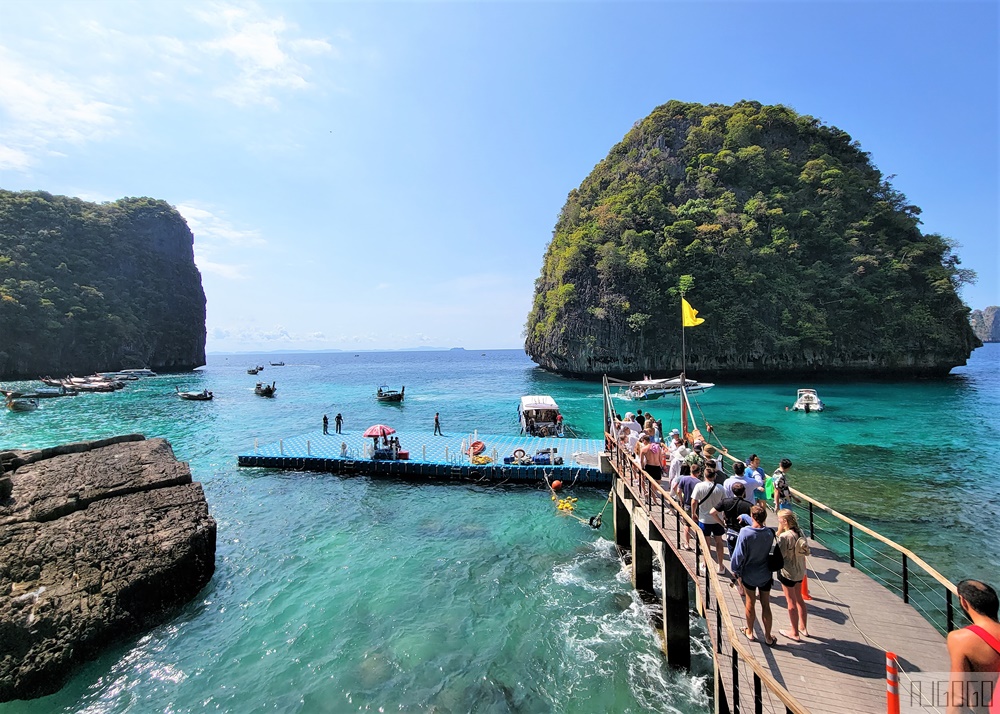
top-left (176, 387), bottom-right (213, 401)
top-left (119, 368), bottom-right (157, 377)
top-left (518, 395), bottom-right (564, 436)
top-left (791, 388), bottom-right (824, 412)
top-left (614, 376), bottom-right (714, 401)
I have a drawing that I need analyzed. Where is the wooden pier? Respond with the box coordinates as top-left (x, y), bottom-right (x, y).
top-left (237, 430), bottom-right (610, 485)
top-left (608, 435), bottom-right (961, 714)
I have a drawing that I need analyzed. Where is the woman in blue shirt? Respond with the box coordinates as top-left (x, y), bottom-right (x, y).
top-left (730, 503), bottom-right (777, 646)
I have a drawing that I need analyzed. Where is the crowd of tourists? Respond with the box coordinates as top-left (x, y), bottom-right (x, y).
top-left (612, 409), bottom-right (1000, 699)
top-left (612, 409), bottom-right (817, 645)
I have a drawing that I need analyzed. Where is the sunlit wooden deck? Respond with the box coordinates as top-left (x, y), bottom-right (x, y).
top-left (612, 445), bottom-right (952, 714)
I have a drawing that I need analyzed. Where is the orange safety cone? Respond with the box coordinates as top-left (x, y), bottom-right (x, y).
top-left (886, 652), bottom-right (900, 714)
top-left (802, 572), bottom-right (812, 600)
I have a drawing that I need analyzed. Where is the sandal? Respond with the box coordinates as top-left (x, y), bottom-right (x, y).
top-left (743, 628), bottom-right (756, 642)
top-left (764, 635), bottom-right (778, 647)
top-left (779, 629), bottom-right (800, 642)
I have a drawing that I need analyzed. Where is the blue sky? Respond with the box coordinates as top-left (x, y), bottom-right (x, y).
top-left (1, 1), bottom-right (996, 352)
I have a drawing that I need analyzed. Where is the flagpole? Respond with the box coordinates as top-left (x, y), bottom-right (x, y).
top-left (680, 297), bottom-right (688, 440)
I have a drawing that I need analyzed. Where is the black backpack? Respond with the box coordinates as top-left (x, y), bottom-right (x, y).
top-left (767, 528), bottom-right (785, 572)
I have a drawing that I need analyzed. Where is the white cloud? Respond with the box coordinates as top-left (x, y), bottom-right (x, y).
top-left (178, 203), bottom-right (265, 247)
top-left (208, 324), bottom-right (330, 344)
top-left (194, 2), bottom-right (333, 107)
top-left (0, 1), bottom-right (340, 171)
top-left (195, 256), bottom-right (249, 280)
top-left (0, 46), bottom-right (125, 170)
top-left (181, 202), bottom-right (263, 281)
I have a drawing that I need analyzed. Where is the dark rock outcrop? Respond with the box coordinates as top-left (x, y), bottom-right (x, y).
top-left (0, 435), bottom-right (216, 702)
top-left (0, 191), bottom-right (207, 379)
top-left (970, 307), bottom-right (1000, 343)
top-left (525, 100), bottom-right (980, 379)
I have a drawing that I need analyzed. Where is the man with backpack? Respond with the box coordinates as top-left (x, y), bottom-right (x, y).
top-left (711, 481), bottom-right (754, 556)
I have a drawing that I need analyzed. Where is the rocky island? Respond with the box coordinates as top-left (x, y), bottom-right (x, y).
top-left (0, 435), bottom-right (216, 702)
top-left (0, 190), bottom-right (207, 379)
top-left (971, 307), bottom-right (1000, 343)
top-left (526, 100), bottom-right (980, 378)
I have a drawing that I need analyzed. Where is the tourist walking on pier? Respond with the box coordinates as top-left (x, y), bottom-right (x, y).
top-left (730, 504), bottom-right (778, 646)
top-left (434, 412), bottom-right (442, 435)
top-left (746, 455), bottom-right (767, 503)
top-left (691, 467), bottom-right (727, 574)
top-left (671, 463), bottom-right (700, 550)
top-left (711, 481), bottom-right (753, 556)
top-left (947, 580), bottom-right (1000, 714)
top-left (776, 509), bottom-right (811, 641)
top-left (638, 434), bottom-right (663, 481)
top-left (323, 414), bottom-right (329, 435)
top-left (772, 458), bottom-right (798, 510)
top-left (335, 413), bottom-right (343, 434)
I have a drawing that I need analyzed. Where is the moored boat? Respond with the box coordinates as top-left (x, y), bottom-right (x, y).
top-left (255, 382), bottom-right (276, 397)
top-left (176, 386), bottom-right (214, 401)
top-left (119, 368), bottom-right (157, 377)
top-left (376, 385), bottom-right (404, 403)
top-left (6, 396), bottom-right (39, 412)
top-left (611, 376), bottom-right (715, 400)
top-left (518, 395), bottom-right (564, 437)
top-left (791, 388), bottom-right (824, 412)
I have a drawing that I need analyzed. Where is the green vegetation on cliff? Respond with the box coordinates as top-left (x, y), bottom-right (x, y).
top-left (0, 190), bottom-right (206, 378)
top-left (526, 100), bottom-right (980, 377)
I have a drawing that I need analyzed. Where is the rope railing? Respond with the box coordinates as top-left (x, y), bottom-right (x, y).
top-left (605, 432), bottom-right (809, 714)
top-left (791, 488), bottom-right (968, 634)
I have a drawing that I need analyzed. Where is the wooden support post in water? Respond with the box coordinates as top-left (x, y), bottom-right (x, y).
top-left (632, 524), bottom-right (653, 592)
top-left (660, 540), bottom-right (691, 669)
top-left (613, 491), bottom-right (631, 550)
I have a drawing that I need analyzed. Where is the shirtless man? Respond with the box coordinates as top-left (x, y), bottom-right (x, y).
top-left (946, 579), bottom-right (1000, 714)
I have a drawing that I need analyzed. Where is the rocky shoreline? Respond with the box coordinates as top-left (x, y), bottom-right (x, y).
top-left (0, 435), bottom-right (216, 702)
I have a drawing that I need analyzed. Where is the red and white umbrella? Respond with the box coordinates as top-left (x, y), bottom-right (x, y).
top-left (363, 424), bottom-right (396, 438)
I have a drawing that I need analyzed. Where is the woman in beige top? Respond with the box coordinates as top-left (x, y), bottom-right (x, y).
top-left (777, 508), bottom-right (811, 641)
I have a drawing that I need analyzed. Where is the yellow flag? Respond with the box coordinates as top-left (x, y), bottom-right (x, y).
top-left (682, 298), bottom-right (705, 327)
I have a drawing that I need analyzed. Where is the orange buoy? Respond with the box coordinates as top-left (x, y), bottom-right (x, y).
top-left (551, 480), bottom-right (562, 490)
top-left (470, 440), bottom-right (486, 455)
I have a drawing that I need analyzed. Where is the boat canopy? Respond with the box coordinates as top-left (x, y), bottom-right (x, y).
top-left (520, 395), bottom-right (559, 412)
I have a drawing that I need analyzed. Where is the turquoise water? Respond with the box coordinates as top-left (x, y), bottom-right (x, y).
top-left (1, 345), bottom-right (998, 713)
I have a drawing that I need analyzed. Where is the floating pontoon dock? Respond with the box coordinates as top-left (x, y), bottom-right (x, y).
top-left (237, 430), bottom-right (610, 485)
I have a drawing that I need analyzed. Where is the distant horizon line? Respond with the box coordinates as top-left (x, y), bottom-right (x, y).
top-left (206, 346), bottom-right (525, 356)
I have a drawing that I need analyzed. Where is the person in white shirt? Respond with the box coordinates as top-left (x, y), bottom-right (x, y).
top-left (691, 470), bottom-right (728, 574)
top-left (724, 461), bottom-right (764, 499)
top-left (621, 412), bottom-right (642, 434)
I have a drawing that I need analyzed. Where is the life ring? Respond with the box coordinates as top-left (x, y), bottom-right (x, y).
top-left (513, 448), bottom-right (526, 460)
top-left (470, 440), bottom-right (486, 455)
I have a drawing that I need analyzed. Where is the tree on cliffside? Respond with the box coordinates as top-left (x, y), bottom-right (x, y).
top-left (0, 191), bottom-right (207, 378)
top-left (525, 100), bottom-right (980, 377)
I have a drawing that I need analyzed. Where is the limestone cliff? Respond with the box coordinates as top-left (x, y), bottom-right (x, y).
top-left (970, 307), bottom-right (1000, 343)
top-left (0, 190), bottom-right (207, 378)
top-left (0, 435), bottom-right (216, 702)
top-left (525, 100), bottom-right (980, 378)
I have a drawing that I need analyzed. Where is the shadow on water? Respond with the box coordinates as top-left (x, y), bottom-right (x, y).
top-left (723, 421), bottom-right (781, 441)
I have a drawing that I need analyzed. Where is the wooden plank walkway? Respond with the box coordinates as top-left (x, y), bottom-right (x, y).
top-left (619, 472), bottom-right (949, 714)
